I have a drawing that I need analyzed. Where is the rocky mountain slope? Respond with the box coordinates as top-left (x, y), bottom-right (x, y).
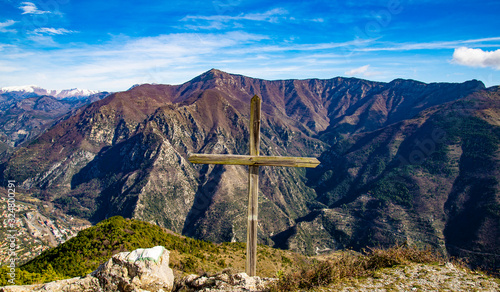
top-left (0, 69), bottom-right (498, 272)
top-left (278, 86), bottom-right (500, 272)
top-left (0, 94), bottom-right (108, 148)
top-left (0, 89), bottom-right (109, 156)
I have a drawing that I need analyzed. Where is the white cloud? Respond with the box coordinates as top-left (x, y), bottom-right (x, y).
top-left (19, 2), bottom-right (50, 14)
top-left (26, 28), bottom-right (77, 46)
top-left (452, 47), bottom-right (500, 70)
top-left (34, 28), bottom-right (76, 35)
top-left (345, 65), bottom-right (370, 75)
top-left (344, 65), bottom-right (382, 78)
top-left (0, 20), bottom-right (17, 33)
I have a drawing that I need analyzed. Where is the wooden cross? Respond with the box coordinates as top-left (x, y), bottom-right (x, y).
top-left (188, 95), bottom-right (320, 276)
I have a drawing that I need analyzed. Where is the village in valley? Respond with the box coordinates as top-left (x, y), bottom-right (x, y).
top-left (0, 194), bottom-right (91, 265)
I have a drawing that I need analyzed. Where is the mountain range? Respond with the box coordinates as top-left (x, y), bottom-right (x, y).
top-left (0, 87), bottom-right (109, 156)
top-left (1, 69), bottom-right (498, 273)
top-left (0, 85), bottom-right (102, 100)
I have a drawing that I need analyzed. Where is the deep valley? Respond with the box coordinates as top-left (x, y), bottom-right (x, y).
top-left (1, 69), bottom-right (498, 273)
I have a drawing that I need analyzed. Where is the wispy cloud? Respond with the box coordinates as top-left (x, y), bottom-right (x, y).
top-left (344, 65), bottom-right (380, 77)
top-left (25, 28), bottom-right (77, 46)
top-left (19, 2), bottom-right (51, 15)
top-left (1, 27), bottom-right (499, 91)
top-left (182, 8), bottom-right (288, 23)
top-left (0, 20), bottom-right (17, 33)
top-left (180, 8), bottom-right (289, 30)
top-left (0, 60), bottom-right (19, 73)
top-left (228, 38), bottom-right (376, 55)
top-left (34, 27), bottom-right (77, 35)
top-left (462, 37), bottom-right (500, 44)
top-left (0, 30), bottom-right (440, 91)
top-left (0, 32), bottom-right (268, 90)
top-left (452, 47), bottom-right (500, 70)
top-left (345, 65), bottom-right (370, 75)
top-left (355, 37), bottom-right (500, 52)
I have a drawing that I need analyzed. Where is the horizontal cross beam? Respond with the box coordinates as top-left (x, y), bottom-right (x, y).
top-left (188, 153), bottom-right (320, 168)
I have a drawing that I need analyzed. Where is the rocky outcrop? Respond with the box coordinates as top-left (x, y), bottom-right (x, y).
top-left (174, 270), bottom-right (276, 292)
top-left (0, 246), bottom-right (174, 292)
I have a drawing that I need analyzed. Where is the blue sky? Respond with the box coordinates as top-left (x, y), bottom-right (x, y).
top-left (0, 0), bottom-right (499, 91)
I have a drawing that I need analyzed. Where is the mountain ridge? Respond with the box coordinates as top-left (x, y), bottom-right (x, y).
top-left (0, 91), bottom-right (110, 158)
top-left (0, 69), bottom-right (498, 273)
top-left (0, 85), bottom-right (103, 100)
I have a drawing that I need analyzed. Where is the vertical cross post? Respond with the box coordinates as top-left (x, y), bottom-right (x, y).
top-left (188, 95), bottom-right (320, 277)
top-left (246, 95), bottom-right (261, 276)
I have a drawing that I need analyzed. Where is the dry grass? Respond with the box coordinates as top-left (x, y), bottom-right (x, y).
top-left (266, 245), bottom-right (442, 292)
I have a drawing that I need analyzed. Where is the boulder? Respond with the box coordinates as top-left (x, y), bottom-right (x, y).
top-left (93, 246), bottom-right (174, 291)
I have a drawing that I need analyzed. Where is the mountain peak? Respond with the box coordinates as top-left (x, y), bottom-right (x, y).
top-left (191, 68), bottom-right (232, 82)
top-left (203, 68), bottom-right (228, 78)
top-left (206, 68), bottom-right (226, 75)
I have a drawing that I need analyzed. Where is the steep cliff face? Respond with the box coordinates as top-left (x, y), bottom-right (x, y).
top-left (281, 86), bottom-right (500, 271)
top-left (1, 70), bottom-right (497, 271)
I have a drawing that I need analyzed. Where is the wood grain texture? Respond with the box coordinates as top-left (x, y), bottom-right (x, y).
top-left (249, 95), bottom-right (261, 156)
top-left (246, 95), bottom-right (261, 277)
top-left (246, 165), bottom-right (259, 276)
top-left (188, 154), bottom-right (320, 168)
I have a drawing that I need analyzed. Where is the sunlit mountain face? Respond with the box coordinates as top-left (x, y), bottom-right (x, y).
top-left (1, 70), bottom-right (498, 273)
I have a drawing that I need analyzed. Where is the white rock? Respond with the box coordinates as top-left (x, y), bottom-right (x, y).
top-left (93, 246), bottom-right (174, 292)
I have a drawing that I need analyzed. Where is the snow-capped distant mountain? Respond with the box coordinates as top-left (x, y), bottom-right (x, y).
top-left (0, 86), bottom-right (110, 151)
top-left (0, 85), bottom-right (102, 100)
